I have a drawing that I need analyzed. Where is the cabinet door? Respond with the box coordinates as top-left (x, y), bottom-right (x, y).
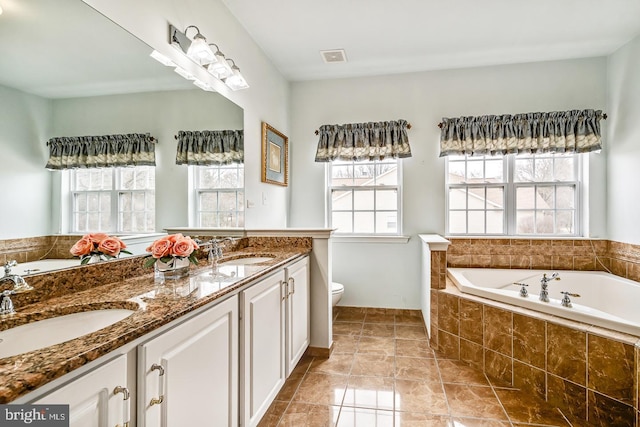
top-left (139, 295), bottom-right (238, 427)
top-left (34, 355), bottom-right (129, 427)
top-left (241, 272), bottom-right (286, 427)
top-left (285, 257), bottom-right (310, 376)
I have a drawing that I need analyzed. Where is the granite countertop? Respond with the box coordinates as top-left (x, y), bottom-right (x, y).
top-left (0, 246), bottom-right (310, 403)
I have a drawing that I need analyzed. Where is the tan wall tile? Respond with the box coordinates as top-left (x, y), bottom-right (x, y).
top-left (513, 314), bottom-right (545, 370)
top-left (460, 339), bottom-right (483, 370)
top-left (588, 390), bottom-right (635, 427)
top-left (483, 306), bottom-right (512, 357)
top-left (490, 255), bottom-right (511, 269)
top-left (628, 263), bottom-right (640, 282)
top-left (547, 374), bottom-right (587, 422)
top-left (510, 255), bottom-right (531, 269)
top-left (437, 293), bottom-right (459, 335)
top-left (484, 349), bottom-right (512, 386)
top-left (459, 299), bottom-right (483, 344)
top-left (547, 323), bottom-right (586, 386)
top-left (511, 239), bottom-right (531, 246)
top-left (447, 254), bottom-right (471, 268)
top-left (530, 255), bottom-right (552, 269)
top-left (438, 329), bottom-right (460, 359)
top-left (469, 255), bottom-right (492, 268)
top-left (587, 334), bottom-right (635, 405)
top-left (552, 255), bottom-right (574, 270)
top-left (513, 360), bottom-right (545, 400)
top-left (573, 256), bottom-right (596, 271)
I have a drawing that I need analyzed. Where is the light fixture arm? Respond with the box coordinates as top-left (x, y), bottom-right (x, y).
top-left (184, 25), bottom-right (202, 39)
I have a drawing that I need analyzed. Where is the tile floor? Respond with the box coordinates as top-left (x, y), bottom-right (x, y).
top-left (258, 307), bottom-right (595, 427)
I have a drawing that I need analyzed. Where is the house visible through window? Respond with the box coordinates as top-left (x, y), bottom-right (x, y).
top-left (446, 153), bottom-right (580, 236)
top-left (193, 164), bottom-right (244, 227)
top-left (328, 159), bottom-right (401, 234)
top-left (71, 166), bottom-right (155, 233)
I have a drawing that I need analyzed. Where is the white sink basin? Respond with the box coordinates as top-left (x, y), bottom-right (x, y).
top-left (221, 257), bottom-right (274, 265)
top-left (0, 309), bottom-right (134, 358)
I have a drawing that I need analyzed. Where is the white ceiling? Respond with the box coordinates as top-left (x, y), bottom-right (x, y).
top-left (221, 0), bottom-right (640, 81)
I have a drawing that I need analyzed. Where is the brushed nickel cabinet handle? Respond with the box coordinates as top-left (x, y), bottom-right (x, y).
top-left (150, 363), bottom-right (165, 406)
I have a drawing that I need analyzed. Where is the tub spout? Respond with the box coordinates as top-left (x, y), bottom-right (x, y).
top-left (539, 273), bottom-right (560, 302)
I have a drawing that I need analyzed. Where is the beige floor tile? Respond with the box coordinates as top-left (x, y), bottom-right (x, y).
top-left (292, 372), bottom-right (349, 406)
top-left (396, 338), bottom-right (435, 358)
top-left (351, 354), bottom-right (395, 377)
top-left (309, 353), bottom-right (354, 376)
top-left (332, 334), bottom-right (360, 354)
top-left (333, 321), bottom-right (364, 336)
top-left (278, 402), bottom-right (340, 427)
top-left (257, 400), bottom-right (289, 427)
top-left (395, 412), bottom-right (452, 426)
top-left (342, 376), bottom-right (395, 410)
top-left (438, 359), bottom-right (490, 386)
top-left (444, 383), bottom-right (508, 420)
top-left (336, 407), bottom-right (394, 427)
top-left (395, 357), bottom-right (440, 381)
top-left (394, 378), bottom-right (448, 414)
top-left (357, 336), bottom-right (395, 356)
top-left (451, 418), bottom-right (512, 426)
top-left (361, 323), bottom-right (395, 338)
top-left (494, 388), bottom-right (571, 426)
top-left (396, 324), bottom-right (428, 340)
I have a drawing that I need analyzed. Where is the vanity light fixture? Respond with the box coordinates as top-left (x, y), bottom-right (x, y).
top-left (206, 44), bottom-right (234, 79)
top-left (0, 5), bottom-right (3, 15)
top-left (174, 66), bottom-right (196, 81)
top-left (150, 50), bottom-right (176, 67)
top-left (184, 26), bottom-right (215, 65)
top-left (168, 23), bottom-right (249, 90)
top-left (193, 79), bottom-right (216, 92)
top-left (224, 59), bottom-right (249, 91)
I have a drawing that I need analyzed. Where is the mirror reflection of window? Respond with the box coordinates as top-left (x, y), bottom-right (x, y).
top-left (193, 164), bottom-right (245, 227)
top-left (70, 167), bottom-right (155, 233)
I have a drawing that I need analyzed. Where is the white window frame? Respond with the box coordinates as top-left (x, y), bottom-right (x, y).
top-left (191, 164), bottom-right (245, 228)
top-left (69, 166), bottom-right (156, 234)
top-left (446, 153), bottom-right (582, 236)
top-left (326, 159), bottom-right (403, 236)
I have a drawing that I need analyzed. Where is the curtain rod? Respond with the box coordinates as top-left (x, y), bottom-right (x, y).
top-left (437, 113), bottom-right (608, 129)
top-left (314, 122), bottom-right (412, 135)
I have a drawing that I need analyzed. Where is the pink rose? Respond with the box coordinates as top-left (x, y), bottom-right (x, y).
top-left (172, 236), bottom-right (196, 257)
top-left (87, 233), bottom-right (109, 244)
top-left (112, 236), bottom-right (127, 250)
top-left (70, 236), bottom-right (93, 257)
top-left (98, 237), bottom-right (122, 257)
top-left (147, 236), bottom-right (173, 259)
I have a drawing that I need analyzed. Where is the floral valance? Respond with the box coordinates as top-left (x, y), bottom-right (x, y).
top-left (439, 109), bottom-right (604, 157)
top-left (175, 130), bottom-right (244, 166)
top-left (315, 119), bottom-right (412, 162)
top-left (45, 133), bottom-right (156, 170)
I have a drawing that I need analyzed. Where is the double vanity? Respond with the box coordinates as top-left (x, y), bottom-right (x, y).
top-left (0, 235), bottom-right (321, 427)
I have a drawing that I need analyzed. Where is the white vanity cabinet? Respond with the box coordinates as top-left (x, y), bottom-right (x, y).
top-left (138, 295), bottom-right (238, 427)
top-left (285, 257), bottom-right (310, 376)
top-left (240, 256), bottom-right (310, 427)
top-left (33, 355), bottom-right (131, 427)
top-left (240, 271), bottom-right (287, 427)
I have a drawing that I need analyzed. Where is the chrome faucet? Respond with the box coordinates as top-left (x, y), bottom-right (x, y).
top-left (195, 237), bottom-right (236, 264)
top-left (539, 272), bottom-right (560, 302)
top-left (0, 260), bottom-right (34, 315)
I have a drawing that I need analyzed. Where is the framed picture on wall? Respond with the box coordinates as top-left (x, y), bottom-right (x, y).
top-left (261, 122), bottom-right (289, 186)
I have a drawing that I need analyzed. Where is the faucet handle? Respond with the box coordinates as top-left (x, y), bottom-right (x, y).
top-left (4, 260), bottom-right (17, 274)
top-left (560, 291), bottom-right (580, 308)
top-left (513, 282), bottom-right (529, 297)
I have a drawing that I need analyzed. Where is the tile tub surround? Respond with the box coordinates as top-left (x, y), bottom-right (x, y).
top-left (431, 282), bottom-right (639, 426)
top-left (0, 239), bottom-right (311, 403)
top-left (446, 238), bottom-right (640, 278)
top-left (258, 306), bottom-right (580, 426)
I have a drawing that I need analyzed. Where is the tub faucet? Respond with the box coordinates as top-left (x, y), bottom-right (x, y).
top-left (539, 272), bottom-right (560, 302)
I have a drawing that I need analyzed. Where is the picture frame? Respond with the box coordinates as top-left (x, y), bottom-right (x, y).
top-left (261, 122), bottom-right (289, 186)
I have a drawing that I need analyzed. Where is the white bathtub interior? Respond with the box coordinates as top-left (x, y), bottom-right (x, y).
top-left (447, 268), bottom-right (640, 336)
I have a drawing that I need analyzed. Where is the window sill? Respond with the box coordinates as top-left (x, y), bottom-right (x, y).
top-left (332, 235), bottom-right (411, 244)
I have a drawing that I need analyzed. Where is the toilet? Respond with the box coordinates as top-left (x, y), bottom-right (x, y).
top-left (331, 282), bottom-right (344, 307)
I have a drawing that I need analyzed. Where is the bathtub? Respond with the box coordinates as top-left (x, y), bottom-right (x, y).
top-left (447, 268), bottom-right (640, 336)
top-left (0, 259), bottom-right (80, 278)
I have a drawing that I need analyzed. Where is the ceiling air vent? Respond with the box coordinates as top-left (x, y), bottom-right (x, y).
top-left (320, 49), bottom-right (347, 64)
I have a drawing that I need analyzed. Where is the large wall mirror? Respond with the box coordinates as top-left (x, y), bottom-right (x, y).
top-left (0, 0), bottom-right (244, 247)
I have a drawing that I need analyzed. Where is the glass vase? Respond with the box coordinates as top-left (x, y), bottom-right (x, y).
top-left (154, 257), bottom-right (190, 282)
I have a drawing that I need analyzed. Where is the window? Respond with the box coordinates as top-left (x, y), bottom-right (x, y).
top-left (71, 166), bottom-right (155, 233)
top-left (446, 153), bottom-right (580, 236)
top-left (193, 164), bottom-right (244, 227)
top-left (328, 159), bottom-right (401, 234)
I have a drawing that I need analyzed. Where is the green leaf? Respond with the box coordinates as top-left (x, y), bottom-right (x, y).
top-left (80, 257), bottom-right (90, 265)
top-left (143, 256), bottom-right (157, 268)
top-left (188, 254), bottom-right (199, 265)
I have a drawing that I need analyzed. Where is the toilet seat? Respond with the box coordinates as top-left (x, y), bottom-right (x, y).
top-left (332, 282), bottom-right (344, 294)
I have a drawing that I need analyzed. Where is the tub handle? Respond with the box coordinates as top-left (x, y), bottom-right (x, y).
top-left (513, 282), bottom-right (529, 298)
top-left (560, 291), bottom-right (580, 308)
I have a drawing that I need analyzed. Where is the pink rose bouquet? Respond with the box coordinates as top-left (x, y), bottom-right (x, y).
top-left (70, 233), bottom-right (131, 264)
top-left (144, 233), bottom-right (199, 268)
